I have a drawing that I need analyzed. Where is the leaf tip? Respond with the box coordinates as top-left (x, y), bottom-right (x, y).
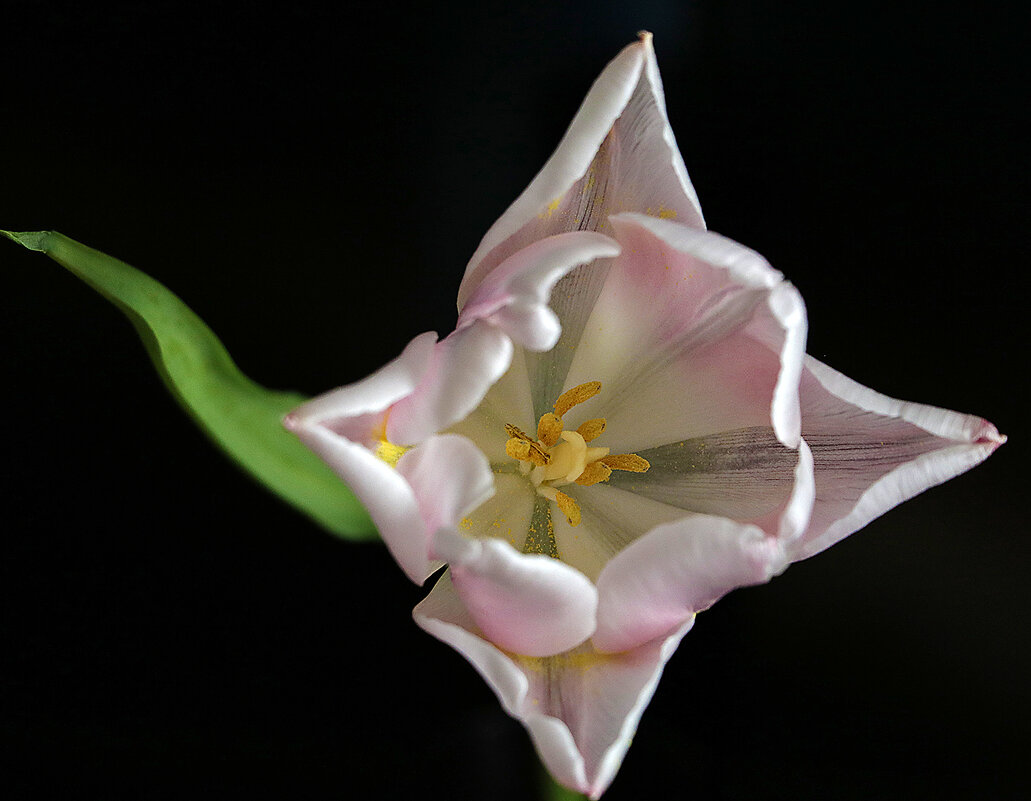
top-left (1, 230), bottom-right (53, 251)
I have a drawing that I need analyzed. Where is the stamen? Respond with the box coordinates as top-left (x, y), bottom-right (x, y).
top-left (553, 490), bottom-right (582, 527)
top-left (575, 461), bottom-right (612, 486)
top-left (505, 423), bottom-right (531, 440)
top-left (576, 418), bottom-right (607, 443)
top-left (554, 381), bottom-right (601, 417)
top-left (537, 413), bottom-right (563, 447)
top-left (501, 380), bottom-right (617, 528)
top-left (505, 423), bottom-right (551, 464)
top-left (602, 453), bottom-right (651, 473)
top-left (375, 440), bottom-right (409, 467)
top-left (505, 438), bottom-right (533, 461)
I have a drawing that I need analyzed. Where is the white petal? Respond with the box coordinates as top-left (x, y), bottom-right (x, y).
top-left (458, 37), bottom-right (705, 310)
top-left (553, 483), bottom-right (688, 581)
top-left (285, 331), bottom-right (436, 428)
top-left (459, 37), bottom-right (707, 418)
top-left (413, 572), bottom-right (591, 792)
top-left (396, 434), bottom-right (495, 541)
top-left (460, 231), bottom-right (621, 351)
top-left (387, 320), bottom-right (513, 445)
top-left (457, 41), bottom-right (644, 308)
top-left (287, 422), bottom-right (430, 583)
top-left (432, 530), bottom-right (598, 657)
top-left (563, 214), bottom-right (807, 450)
top-left (413, 573), bottom-right (694, 798)
top-left (593, 516), bottom-right (783, 654)
top-left (794, 356), bottom-right (1005, 560)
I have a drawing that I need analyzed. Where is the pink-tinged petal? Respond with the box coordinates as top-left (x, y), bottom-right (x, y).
top-left (285, 331), bottom-right (436, 430)
top-left (396, 434), bottom-right (495, 544)
top-left (289, 429), bottom-right (494, 585)
top-left (286, 422), bottom-right (430, 583)
top-left (457, 41), bottom-right (640, 308)
top-left (432, 529), bottom-right (597, 657)
top-left (576, 622), bottom-right (694, 799)
top-left (458, 35), bottom-right (704, 338)
top-left (563, 214), bottom-right (807, 450)
top-left (387, 320), bottom-right (513, 445)
top-left (794, 356), bottom-right (1006, 561)
top-left (413, 573), bottom-right (694, 798)
top-left (593, 516), bottom-right (784, 654)
top-left (460, 231), bottom-right (620, 351)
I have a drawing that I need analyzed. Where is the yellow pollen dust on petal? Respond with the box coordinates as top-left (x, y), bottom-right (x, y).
top-left (576, 417), bottom-right (606, 443)
top-left (602, 453), bottom-right (651, 473)
top-left (554, 381), bottom-right (601, 417)
top-left (537, 412), bottom-right (564, 448)
top-left (538, 195), bottom-right (563, 219)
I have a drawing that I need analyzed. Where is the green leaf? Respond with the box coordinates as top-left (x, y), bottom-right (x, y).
top-left (3, 229), bottom-right (376, 540)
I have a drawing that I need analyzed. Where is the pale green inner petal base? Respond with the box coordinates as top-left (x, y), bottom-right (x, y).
top-left (459, 473), bottom-right (536, 551)
top-left (448, 351), bottom-right (535, 462)
top-left (555, 485), bottom-right (687, 581)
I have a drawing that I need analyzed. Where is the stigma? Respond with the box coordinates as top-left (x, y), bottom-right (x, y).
top-left (503, 381), bottom-right (650, 527)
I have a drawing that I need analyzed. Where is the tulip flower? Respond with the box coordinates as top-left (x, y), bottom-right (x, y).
top-left (284, 34), bottom-right (1004, 798)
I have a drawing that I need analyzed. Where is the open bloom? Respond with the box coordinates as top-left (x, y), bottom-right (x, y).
top-left (284, 35), bottom-right (1004, 798)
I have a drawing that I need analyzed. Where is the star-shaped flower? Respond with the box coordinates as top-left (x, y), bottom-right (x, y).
top-left (285, 34), bottom-right (1003, 798)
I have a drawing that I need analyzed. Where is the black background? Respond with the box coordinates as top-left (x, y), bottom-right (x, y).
top-left (1, 2), bottom-right (1027, 799)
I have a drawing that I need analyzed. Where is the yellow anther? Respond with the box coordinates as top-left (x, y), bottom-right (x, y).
top-left (575, 461), bottom-right (612, 486)
top-left (505, 423), bottom-right (551, 464)
top-left (602, 453), bottom-right (651, 473)
top-left (504, 423), bottom-right (530, 440)
top-left (554, 490), bottom-right (582, 527)
top-left (506, 438), bottom-right (533, 461)
top-left (506, 437), bottom-right (550, 467)
top-left (375, 440), bottom-right (409, 467)
top-left (537, 413), bottom-right (563, 447)
top-left (576, 418), bottom-right (607, 443)
top-left (527, 447), bottom-right (550, 468)
top-left (554, 381), bottom-right (601, 417)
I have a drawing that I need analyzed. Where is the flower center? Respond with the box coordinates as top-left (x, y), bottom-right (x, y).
top-left (503, 381), bottom-right (650, 528)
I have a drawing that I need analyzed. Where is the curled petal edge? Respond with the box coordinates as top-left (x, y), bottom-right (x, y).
top-left (388, 321), bottom-right (514, 445)
top-left (286, 331), bottom-right (437, 427)
top-left (607, 213), bottom-right (808, 447)
top-left (459, 230), bottom-right (621, 351)
top-left (592, 515), bottom-right (785, 654)
top-left (432, 529), bottom-right (598, 657)
top-left (413, 574), bottom-right (695, 798)
top-left (458, 41), bottom-right (645, 308)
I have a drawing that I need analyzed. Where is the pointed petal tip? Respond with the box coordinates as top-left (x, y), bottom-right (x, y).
top-left (637, 30), bottom-right (653, 44)
top-left (975, 420), bottom-right (1006, 448)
